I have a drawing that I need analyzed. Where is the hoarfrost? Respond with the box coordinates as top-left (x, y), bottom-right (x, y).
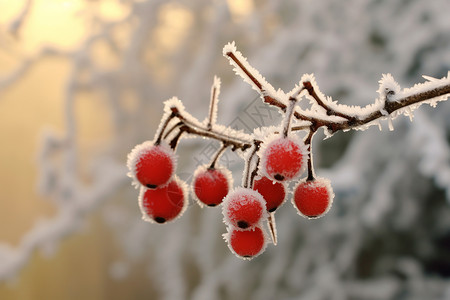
top-left (377, 73), bottom-right (401, 102)
top-left (224, 225), bottom-right (269, 261)
top-left (259, 135), bottom-right (309, 181)
top-left (2, 0), bottom-right (450, 299)
top-left (291, 177), bottom-right (335, 219)
top-left (126, 140), bottom-right (177, 189)
top-left (222, 187), bottom-right (267, 229)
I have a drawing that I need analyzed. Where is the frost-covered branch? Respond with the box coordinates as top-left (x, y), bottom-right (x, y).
top-left (166, 99), bottom-right (253, 150)
top-left (224, 42), bottom-right (450, 136)
top-left (335, 76), bottom-right (450, 133)
top-left (8, 0), bottom-right (33, 36)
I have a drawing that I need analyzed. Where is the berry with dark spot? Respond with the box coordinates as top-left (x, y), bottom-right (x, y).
top-left (253, 176), bottom-right (286, 212)
top-left (140, 177), bottom-right (187, 224)
top-left (222, 188), bottom-right (266, 229)
top-left (261, 137), bottom-right (307, 182)
top-left (192, 165), bottom-right (232, 207)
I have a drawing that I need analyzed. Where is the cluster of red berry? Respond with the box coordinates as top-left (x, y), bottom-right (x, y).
top-left (127, 42), bottom-right (450, 260)
top-left (127, 123), bottom-right (334, 259)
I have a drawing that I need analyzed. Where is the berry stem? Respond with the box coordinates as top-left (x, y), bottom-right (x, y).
top-left (291, 125), bottom-right (311, 131)
top-left (209, 143), bottom-right (229, 169)
top-left (304, 130), bottom-right (316, 181)
top-left (169, 128), bottom-right (185, 150)
top-left (267, 212), bottom-right (277, 246)
top-left (163, 121), bottom-right (183, 140)
top-left (243, 140), bottom-right (262, 188)
top-left (249, 156), bottom-right (260, 189)
top-left (155, 112), bottom-right (176, 145)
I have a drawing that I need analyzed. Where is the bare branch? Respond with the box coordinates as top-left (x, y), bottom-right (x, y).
top-left (243, 140), bottom-right (262, 188)
top-left (209, 143), bottom-right (229, 169)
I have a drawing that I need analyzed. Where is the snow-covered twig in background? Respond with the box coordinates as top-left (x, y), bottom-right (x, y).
top-left (2, 0), bottom-right (450, 299)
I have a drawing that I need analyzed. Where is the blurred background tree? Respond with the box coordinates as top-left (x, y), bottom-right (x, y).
top-left (0, 0), bottom-right (449, 299)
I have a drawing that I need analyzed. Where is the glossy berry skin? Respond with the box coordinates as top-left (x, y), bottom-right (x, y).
top-left (253, 176), bottom-right (286, 212)
top-left (227, 226), bottom-right (266, 259)
top-left (140, 178), bottom-right (187, 224)
top-left (193, 166), bottom-right (231, 207)
top-left (222, 188), bottom-right (266, 229)
top-left (261, 137), bottom-right (306, 182)
top-left (129, 141), bottom-right (176, 189)
top-left (293, 178), bottom-right (334, 219)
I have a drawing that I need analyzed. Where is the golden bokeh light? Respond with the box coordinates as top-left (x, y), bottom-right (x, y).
top-left (0, 0), bottom-right (255, 299)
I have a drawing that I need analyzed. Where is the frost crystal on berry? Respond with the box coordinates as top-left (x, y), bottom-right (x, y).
top-left (224, 225), bottom-right (268, 260)
top-left (260, 136), bottom-right (308, 182)
top-left (127, 141), bottom-right (177, 189)
top-left (222, 187), bottom-right (267, 229)
top-left (192, 164), bottom-right (233, 207)
top-left (293, 177), bottom-right (334, 219)
top-left (252, 176), bottom-right (286, 212)
top-left (138, 176), bottom-right (188, 224)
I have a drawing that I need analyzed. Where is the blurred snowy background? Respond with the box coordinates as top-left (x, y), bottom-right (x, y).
top-left (0, 0), bottom-right (450, 299)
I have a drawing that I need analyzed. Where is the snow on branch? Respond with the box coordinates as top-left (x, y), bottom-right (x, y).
top-left (224, 43), bottom-right (450, 136)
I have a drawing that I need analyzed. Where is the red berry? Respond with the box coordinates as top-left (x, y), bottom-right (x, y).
top-left (192, 165), bottom-right (232, 207)
top-left (261, 136), bottom-right (307, 182)
top-left (253, 176), bottom-right (286, 212)
top-left (226, 226), bottom-right (267, 259)
top-left (293, 177), bottom-right (334, 219)
top-left (222, 188), bottom-right (266, 229)
top-left (127, 141), bottom-right (176, 189)
top-left (139, 177), bottom-right (187, 224)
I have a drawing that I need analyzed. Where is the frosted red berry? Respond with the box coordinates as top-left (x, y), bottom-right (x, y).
top-left (222, 188), bottom-right (266, 229)
top-left (227, 226), bottom-right (267, 259)
top-left (253, 176), bottom-right (286, 212)
top-left (128, 141), bottom-right (176, 189)
top-left (293, 178), bottom-right (334, 219)
top-left (261, 137), bottom-right (307, 182)
top-left (192, 165), bottom-right (232, 207)
top-left (139, 177), bottom-right (187, 224)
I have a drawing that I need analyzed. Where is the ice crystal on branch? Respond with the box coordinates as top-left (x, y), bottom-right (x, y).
top-left (3, 1), bottom-right (450, 297)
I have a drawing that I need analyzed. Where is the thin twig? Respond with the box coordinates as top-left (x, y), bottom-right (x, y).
top-left (155, 112), bottom-right (176, 145)
top-left (209, 143), bottom-right (229, 169)
top-left (163, 121), bottom-right (183, 139)
top-left (249, 156), bottom-right (260, 189)
top-left (304, 130), bottom-right (316, 181)
top-left (225, 51), bottom-right (286, 113)
top-left (243, 140), bottom-right (262, 188)
top-left (267, 213), bottom-right (277, 245)
top-left (283, 97), bottom-right (298, 137)
top-left (169, 129), bottom-right (185, 150)
top-left (207, 77), bottom-right (220, 130)
top-left (170, 106), bottom-right (252, 150)
top-left (302, 81), bottom-right (353, 120)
